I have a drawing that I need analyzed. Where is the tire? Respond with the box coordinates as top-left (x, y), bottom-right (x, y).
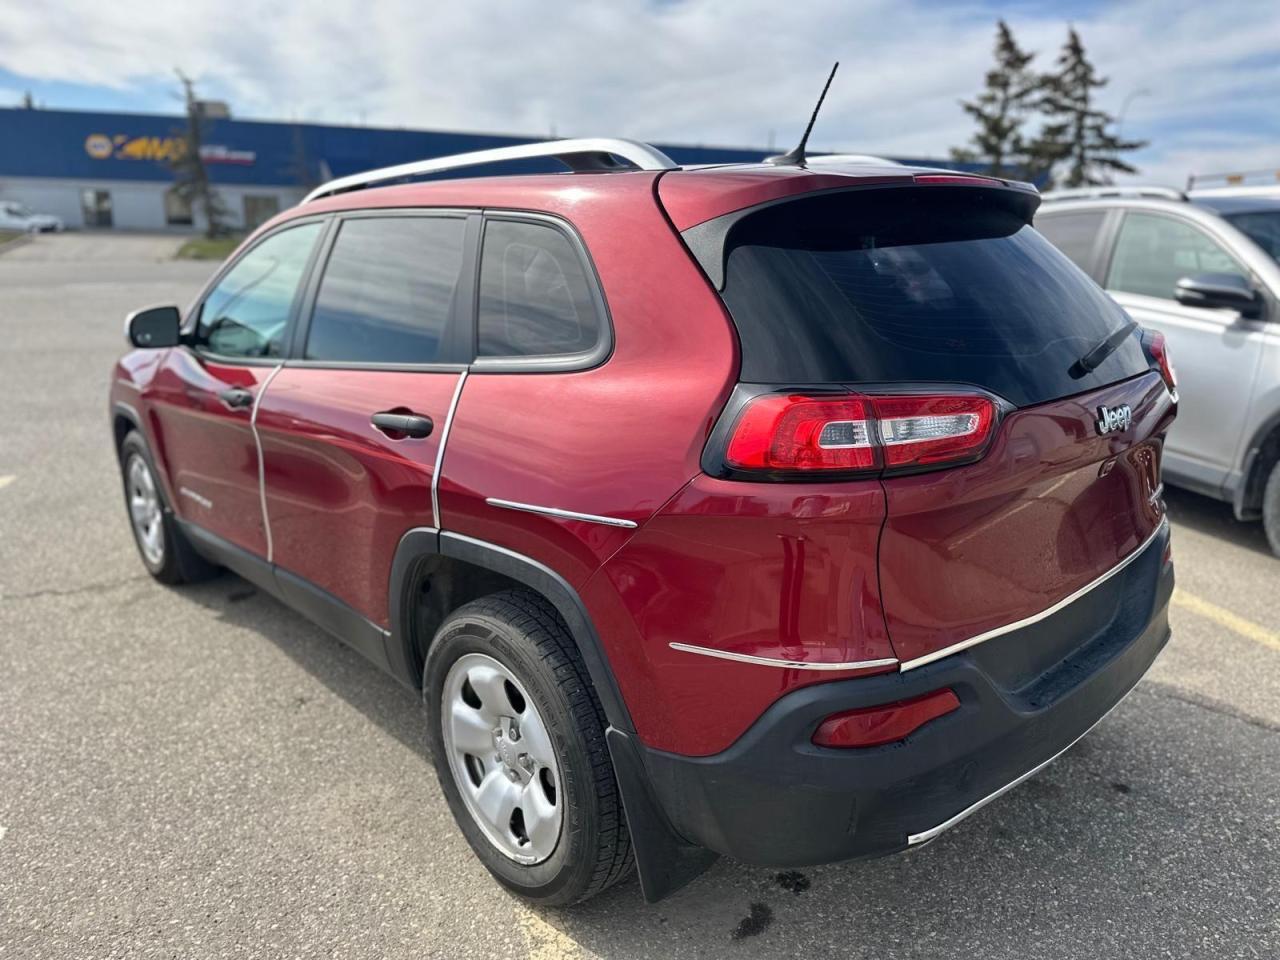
top-left (119, 430), bottom-right (218, 584)
top-left (1263, 459), bottom-right (1280, 557)
top-left (424, 590), bottom-right (634, 905)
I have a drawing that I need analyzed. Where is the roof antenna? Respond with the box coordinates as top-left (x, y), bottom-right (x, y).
top-left (766, 62), bottom-right (839, 167)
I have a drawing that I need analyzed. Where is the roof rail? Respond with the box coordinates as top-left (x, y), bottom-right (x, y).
top-left (804, 154), bottom-right (904, 167)
top-left (1187, 168), bottom-right (1280, 191)
top-left (1041, 185), bottom-right (1187, 202)
top-left (304, 137), bottom-right (678, 203)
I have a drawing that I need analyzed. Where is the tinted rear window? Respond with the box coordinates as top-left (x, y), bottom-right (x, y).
top-left (717, 188), bottom-right (1148, 408)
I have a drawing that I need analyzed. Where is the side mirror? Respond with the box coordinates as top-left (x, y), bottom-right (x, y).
top-left (1175, 273), bottom-right (1262, 318)
top-left (126, 305), bottom-right (182, 348)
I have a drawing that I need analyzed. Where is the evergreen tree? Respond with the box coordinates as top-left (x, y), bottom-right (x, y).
top-left (170, 70), bottom-right (229, 238)
top-left (951, 21), bottom-right (1038, 177)
top-left (1030, 28), bottom-right (1145, 187)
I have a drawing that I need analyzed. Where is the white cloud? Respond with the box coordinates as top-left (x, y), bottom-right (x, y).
top-left (0, 0), bottom-right (1277, 185)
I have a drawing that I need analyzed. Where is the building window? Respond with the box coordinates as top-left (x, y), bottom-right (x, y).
top-left (164, 188), bottom-right (193, 226)
top-left (243, 195), bottom-right (281, 231)
top-left (81, 190), bottom-right (113, 228)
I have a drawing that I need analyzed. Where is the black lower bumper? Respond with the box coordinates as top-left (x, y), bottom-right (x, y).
top-left (618, 522), bottom-right (1173, 873)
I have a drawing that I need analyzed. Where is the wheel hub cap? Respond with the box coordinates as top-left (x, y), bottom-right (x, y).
top-left (442, 653), bottom-right (563, 864)
top-left (127, 455), bottom-right (164, 567)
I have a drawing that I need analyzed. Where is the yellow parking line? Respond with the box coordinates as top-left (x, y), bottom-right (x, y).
top-left (0, 475), bottom-right (14, 490)
top-left (517, 907), bottom-right (584, 959)
top-left (1172, 589), bottom-right (1280, 654)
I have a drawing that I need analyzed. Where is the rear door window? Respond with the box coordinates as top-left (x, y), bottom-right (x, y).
top-left (477, 219), bottom-right (601, 359)
top-left (305, 216), bottom-right (466, 364)
top-left (715, 187), bottom-right (1148, 408)
top-left (1106, 212), bottom-right (1247, 300)
top-left (1035, 210), bottom-right (1108, 274)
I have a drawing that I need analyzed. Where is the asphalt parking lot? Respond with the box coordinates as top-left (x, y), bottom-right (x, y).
top-left (1, 233), bottom-right (1278, 959)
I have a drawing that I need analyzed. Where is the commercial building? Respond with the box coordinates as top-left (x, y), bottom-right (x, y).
top-left (0, 105), bottom-right (973, 232)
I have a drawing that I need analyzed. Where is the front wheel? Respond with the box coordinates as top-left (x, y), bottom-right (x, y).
top-left (118, 431), bottom-right (217, 584)
top-left (424, 590), bottom-right (633, 905)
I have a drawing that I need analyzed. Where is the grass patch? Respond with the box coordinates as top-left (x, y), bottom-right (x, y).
top-left (0, 229), bottom-right (23, 247)
top-left (176, 234), bottom-right (244, 261)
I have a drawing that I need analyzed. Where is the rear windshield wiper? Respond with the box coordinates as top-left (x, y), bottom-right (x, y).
top-left (1069, 319), bottom-right (1138, 379)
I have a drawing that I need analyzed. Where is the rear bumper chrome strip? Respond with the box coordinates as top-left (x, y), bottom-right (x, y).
top-left (667, 643), bottom-right (899, 672)
top-left (906, 679), bottom-right (1141, 846)
top-left (485, 497), bottom-right (638, 529)
top-left (898, 517), bottom-right (1168, 673)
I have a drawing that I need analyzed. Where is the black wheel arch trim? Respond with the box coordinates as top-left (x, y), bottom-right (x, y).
top-left (387, 527), bottom-right (635, 734)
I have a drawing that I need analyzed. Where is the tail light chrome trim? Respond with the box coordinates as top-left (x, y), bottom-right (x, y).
top-left (668, 642), bottom-right (898, 672)
top-left (899, 518), bottom-right (1168, 672)
top-left (485, 497), bottom-right (638, 529)
top-left (907, 679), bottom-right (1140, 846)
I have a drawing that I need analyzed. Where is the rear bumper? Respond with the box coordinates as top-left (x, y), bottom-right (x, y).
top-left (628, 521), bottom-right (1173, 867)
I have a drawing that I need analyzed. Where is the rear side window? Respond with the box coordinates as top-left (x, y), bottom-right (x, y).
top-left (306, 216), bottom-right (465, 364)
top-left (477, 219), bottom-right (601, 359)
top-left (1106, 213), bottom-right (1248, 300)
top-left (1035, 210), bottom-right (1107, 272)
top-left (198, 222), bottom-right (322, 359)
top-left (715, 187), bottom-right (1149, 408)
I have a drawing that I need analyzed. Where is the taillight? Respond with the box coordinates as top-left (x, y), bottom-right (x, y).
top-left (717, 390), bottom-right (999, 477)
top-left (912, 173), bottom-right (1005, 187)
top-left (1145, 329), bottom-right (1177, 395)
top-left (725, 395), bottom-right (874, 472)
top-left (812, 688), bottom-right (960, 748)
top-left (873, 394), bottom-right (996, 469)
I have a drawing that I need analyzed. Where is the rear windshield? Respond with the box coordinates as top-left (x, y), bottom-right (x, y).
top-left (716, 187), bottom-right (1149, 408)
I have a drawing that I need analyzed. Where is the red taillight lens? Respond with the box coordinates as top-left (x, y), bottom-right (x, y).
top-left (723, 392), bottom-right (997, 475)
top-left (725, 395), bottom-right (875, 471)
top-left (1146, 330), bottom-right (1177, 394)
top-left (812, 688), bottom-right (960, 748)
top-left (871, 394), bottom-right (996, 468)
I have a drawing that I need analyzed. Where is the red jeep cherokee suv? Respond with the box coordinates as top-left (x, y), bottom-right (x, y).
top-left (111, 139), bottom-right (1176, 905)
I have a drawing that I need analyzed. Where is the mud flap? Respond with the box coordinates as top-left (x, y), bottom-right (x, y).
top-left (606, 728), bottom-right (719, 902)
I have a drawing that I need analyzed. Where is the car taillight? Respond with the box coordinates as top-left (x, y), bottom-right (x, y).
top-left (812, 688), bottom-right (960, 748)
top-left (720, 391), bottom-right (998, 477)
top-left (873, 394), bottom-right (996, 469)
top-left (725, 395), bottom-right (875, 471)
top-left (1145, 329), bottom-right (1177, 395)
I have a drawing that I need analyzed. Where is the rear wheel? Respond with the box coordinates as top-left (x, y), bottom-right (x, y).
top-left (1262, 460), bottom-right (1280, 557)
top-left (119, 431), bottom-right (217, 584)
top-left (424, 590), bottom-right (633, 905)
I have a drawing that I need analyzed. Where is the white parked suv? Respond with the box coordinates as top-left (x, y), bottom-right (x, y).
top-left (0, 201), bottom-right (64, 233)
top-left (1037, 187), bottom-right (1280, 553)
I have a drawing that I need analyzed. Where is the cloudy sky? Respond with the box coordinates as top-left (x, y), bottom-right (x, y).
top-left (0, 0), bottom-right (1277, 187)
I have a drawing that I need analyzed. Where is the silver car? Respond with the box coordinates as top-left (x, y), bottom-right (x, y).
top-left (1037, 187), bottom-right (1280, 553)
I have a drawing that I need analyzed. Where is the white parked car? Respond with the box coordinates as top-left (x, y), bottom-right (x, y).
top-left (0, 201), bottom-right (64, 233)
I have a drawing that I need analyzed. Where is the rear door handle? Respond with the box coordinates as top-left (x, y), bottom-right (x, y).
top-left (218, 386), bottom-right (255, 410)
top-left (371, 411), bottom-right (434, 439)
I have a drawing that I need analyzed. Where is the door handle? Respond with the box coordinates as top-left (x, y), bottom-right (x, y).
top-left (218, 386), bottom-right (255, 410)
top-left (371, 411), bottom-right (434, 439)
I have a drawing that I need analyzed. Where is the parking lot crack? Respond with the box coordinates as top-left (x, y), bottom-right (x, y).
top-left (0, 574), bottom-right (150, 603)
top-left (1143, 683), bottom-right (1280, 736)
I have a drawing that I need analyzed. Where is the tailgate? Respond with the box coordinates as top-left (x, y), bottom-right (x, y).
top-left (878, 371), bottom-right (1175, 669)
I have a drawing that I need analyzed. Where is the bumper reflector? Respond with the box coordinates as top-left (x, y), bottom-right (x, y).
top-left (812, 688), bottom-right (961, 748)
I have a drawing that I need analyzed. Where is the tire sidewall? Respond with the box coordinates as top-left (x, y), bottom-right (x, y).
top-left (424, 609), bottom-right (603, 903)
top-left (1264, 460), bottom-right (1280, 557)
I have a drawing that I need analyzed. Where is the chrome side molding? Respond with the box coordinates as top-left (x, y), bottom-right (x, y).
top-left (898, 518), bottom-right (1168, 673)
top-left (485, 497), bottom-right (638, 529)
top-left (667, 643), bottom-right (898, 672)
